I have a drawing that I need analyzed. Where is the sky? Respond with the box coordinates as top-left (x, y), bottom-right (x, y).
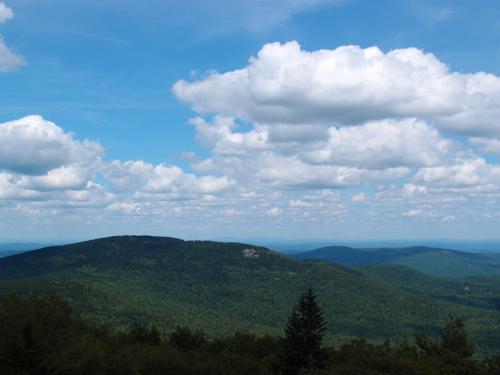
top-left (1, 0), bottom-right (500, 242)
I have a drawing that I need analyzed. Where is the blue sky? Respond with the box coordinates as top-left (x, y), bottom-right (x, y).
top-left (1, 0), bottom-right (500, 242)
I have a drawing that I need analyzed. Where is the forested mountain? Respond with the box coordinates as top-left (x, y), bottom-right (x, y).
top-left (0, 250), bottom-right (25, 259)
top-left (293, 245), bottom-right (500, 278)
top-left (1, 236), bottom-right (500, 354)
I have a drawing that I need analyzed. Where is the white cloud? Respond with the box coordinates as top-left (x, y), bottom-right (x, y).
top-left (104, 160), bottom-right (234, 197)
top-left (403, 183), bottom-right (428, 198)
top-left (267, 207), bottom-right (282, 216)
top-left (106, 202), bottom-right (141, 214)
top-left (414, 158), bottom-right (500, 188)
top-left (171, 41), bottom-right (500, 226)
top-left (19, 165), bottom-right (94, 191)
top-left (402, 209), bottom-right (423, 217)
top-left (0, 2), bottom-right (13, 24)
top-left (470, 137), bottom-right (500, 155)
top-left (174, 41), bottom-right (500, 137)
top-left (0, 116), bottom-right (225, 208)
top-left (0, 4), bottom-right (24, 73)
top-left (288, 199), bottom-right (312, 208)
top-left (0, 36), bottom-right (25, 73)
top-left (301, 119), bottom-right (456, 169)
top-left (0, 115), bottom-right (103, 175)
top-left (351, 193), bottom-right (365, 202)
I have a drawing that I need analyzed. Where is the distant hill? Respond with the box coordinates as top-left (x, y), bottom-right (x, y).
top-left (1, 236), bottom-right (500, 354)
top-left (0, 243), bottom-right (45, 258)
top-left (0, 250), bottom-right (25, 258)
top-left (293, 245), bottom-right (500, 278)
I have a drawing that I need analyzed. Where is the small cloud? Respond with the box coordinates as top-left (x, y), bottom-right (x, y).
top-left (0, 2), bottom-right (13, 24)
top-left (442, 215), bottom-right (456, 222)
top-left (288, 199), bottom-right (311, 208)
top-left (223, 208), bottom-right (239, 217)
top-left (351, 193), bottom-right (366, 202)
top-left (106, 202), bottom-right (140, 214)
top-left (429, 7), bottom-right (454, 24)
top-left (0, 36), bottom-right (25, 73)
top-left (470, 137), bottom-right (500, 156)
top-left (267, 207), bottom-right (282, 216)
top-left (402, 209), bottom-right (423, 217)
top-left (0, 4), bottom-right (25, 73)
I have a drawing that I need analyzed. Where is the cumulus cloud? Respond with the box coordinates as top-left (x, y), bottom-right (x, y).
top-left (0, 115), bottom-right (103, 175)
top-left (0, 114), bottom-right (238, 224)
top-left (470, 137), bottom-right (500, 155)
top-left (171, 40), bottom-right (500, 229)
top-left (187, 116), bottom-right (457, 191)
top-left (104, 160), bottom-right (234, 197)
top-left (301, 119), bottom-right (456, 169)
top-left (414, 158), bottom-right (500, 188)
top-left (0, 2), bottom-right (13, 24)
top-left (4, 41), bottom-right (500, 236)
top-left (174, 41), bottom-right (500, 136)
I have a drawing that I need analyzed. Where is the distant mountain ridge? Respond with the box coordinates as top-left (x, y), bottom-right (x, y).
top-left (1, 236), bottom-right (500, 354)
top-left (292, 245), bottom-right (500, 278)
top-left (0, 242), bottom-right (46, 258)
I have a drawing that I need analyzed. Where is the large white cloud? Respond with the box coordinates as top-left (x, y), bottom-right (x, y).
top-left (103, 160), bottom-right (234, 198)
top-left (0, 115), bottom-right (104, 175)
top-left (414, 158), bottom-right (500, 188)
top-left (0, 115), bottom-right (235, 213)
top-left (300, 119), bottom-right (456, 169)
top-left (187, 115), bottom-right (460, 190)
top-left (174, 41), bottom-right (500, 136)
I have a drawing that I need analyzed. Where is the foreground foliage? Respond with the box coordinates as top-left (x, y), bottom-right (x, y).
top-left (2, 294), bottom-right (500, 375)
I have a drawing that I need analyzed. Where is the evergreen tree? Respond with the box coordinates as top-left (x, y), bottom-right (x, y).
top-left (440, 316), bottom-right (474, 358)
top-left (279, 287), bottom-right (327, 375)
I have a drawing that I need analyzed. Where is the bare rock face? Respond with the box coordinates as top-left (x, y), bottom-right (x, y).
top-left (242, 248), bottom-right (259, 258)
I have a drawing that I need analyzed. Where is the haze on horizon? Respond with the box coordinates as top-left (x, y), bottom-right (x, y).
top-left (1, 0), bottom-right (500, 242)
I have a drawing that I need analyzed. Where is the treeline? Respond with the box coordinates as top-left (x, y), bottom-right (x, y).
top-left (1, 291), bottom-right (500, 375)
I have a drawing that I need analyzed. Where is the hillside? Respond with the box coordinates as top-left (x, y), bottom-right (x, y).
top-left (293, 245), bottom-right (500, 278)
top-left (1, 236), bottom-right (500, 353)
top-left (0, 250), bottom-right (25, 259)
top-left (0, 243), bottom-right (45, 259)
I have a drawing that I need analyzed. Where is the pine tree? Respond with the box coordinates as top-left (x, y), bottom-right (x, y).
top-left (279, 287), bottom-right (327, 375)
top-left (440, 316), bottom-right (474, 358)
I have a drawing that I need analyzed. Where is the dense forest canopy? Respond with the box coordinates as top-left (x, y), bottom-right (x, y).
top-left (2, 293), bottom-right (500, 375)
top-left (1, 236), bottom-right (500, 356)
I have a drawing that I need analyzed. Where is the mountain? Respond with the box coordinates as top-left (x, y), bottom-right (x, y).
top-left (0, 242), bottom-right (45, 258)
top-left (1, 236), bottom-right (500, 353)
top-left (0, 250), bottom-right (26, 258)
top-left (293, 245), bottom-right (500, 278)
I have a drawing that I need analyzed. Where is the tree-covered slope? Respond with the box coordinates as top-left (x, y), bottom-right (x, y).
top-left (390, 250), bottom-right (500, 278)
top-left (293, 245), bottom-right (441, 265)
top-left (294, 245), bottom-right (500, 278)
top-left (1, 236), bottom-right (500, 353)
